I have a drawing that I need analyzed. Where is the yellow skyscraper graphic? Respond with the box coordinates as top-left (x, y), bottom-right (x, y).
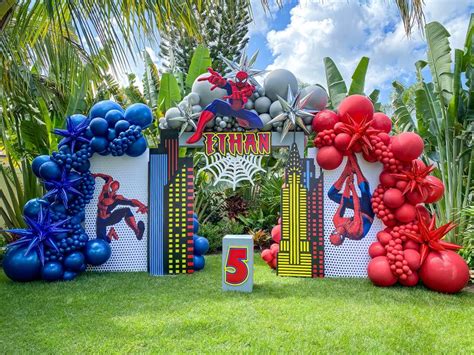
top-left (277, 143), bottom-right (312, 277)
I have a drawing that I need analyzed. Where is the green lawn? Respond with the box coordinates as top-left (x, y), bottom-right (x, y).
top-left (0, 254), bottom-right (473, 353)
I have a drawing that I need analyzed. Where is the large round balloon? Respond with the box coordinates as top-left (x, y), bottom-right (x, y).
top-left (32, 155), bottom-right (51, 176)
top-left (316, 146), bottom-right (343, 170)
top-left (89, 117), bottom-right (109, 136)
top-left (38, 161), bottom-right (62, 181)
top-left (69, 114), bottom-right (89, 128)
top-left (85, 239), bottom-right (112, 266)
top-left (194, 237), bottom-right (209, 256)
top-left (193, 218), bottom-right (200, 234)
top-left (312, 110), bottom-right (339, 132)
top-left (41, 261), bottom-right (64, 281)
top-left (23, 198), bottom-right (48, 218)
top-left (64, 252), bottom-right (85, 272)
top-left (193, 255), bottom-right (205, 271)
top-left (165, 107), bottom-right (183, 129)
top-left (126, 136), bottom-right (147, 157)
top-left (367, 256), bottom-right (397, 287)
top-left (254, 96), bottom-right (272, 114)
top-left (105, 109), bottom-right (124, 127)
top-left (371, 112), bottom-right (392, 133)
top-left (390, 132), bottom-right (424, 162)
top-left (191, 73), bottom-right (227, 107)
top-left (89, 100), bottom-right (124, 119)
top-left (419, 250), bottom-right (469, 293)
top-left (125, 103), bottom-right (153, 128)
top-left (299, 85), bottom-right (328, 111)
top-left (424, 176), bottom-right (445, 203)
top-left (271, 224), bottom-right (281, 243)
top-left (3, 246), bottom-right (41, 282)
top-left (264, 69), bottom-right (298, 101)
top-left (338, 95), bottom-right (374, 124)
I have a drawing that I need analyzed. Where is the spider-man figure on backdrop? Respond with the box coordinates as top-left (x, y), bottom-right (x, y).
top-left (328, 155), bottom-right (374, 246)
top-left (186, 67), bottom-right (263, 144)
top-left (93, 173), bottom-right (148, 242)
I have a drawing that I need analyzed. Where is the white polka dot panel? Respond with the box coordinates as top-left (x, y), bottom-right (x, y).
top-left (308, 148), bottom-right (384, 277)
top-left (85, 150), bottom-right (149, 272)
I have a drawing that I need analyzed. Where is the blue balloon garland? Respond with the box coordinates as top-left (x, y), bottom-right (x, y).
top-left (2, 100), bottom-right (153, 282)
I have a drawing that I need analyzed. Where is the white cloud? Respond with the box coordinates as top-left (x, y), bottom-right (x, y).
top-left (265, 0), bottom-right (473, 102)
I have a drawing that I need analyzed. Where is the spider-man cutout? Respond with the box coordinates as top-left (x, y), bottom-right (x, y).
top-left (93, 173), bottom-right (148, 242)
top-left (186, 68), bottom-right (263, 144)
top-left (328, 155), bottom-right (374, 246)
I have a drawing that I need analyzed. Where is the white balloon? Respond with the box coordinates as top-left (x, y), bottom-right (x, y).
top-left (191, 73), bottom-right (227, 107)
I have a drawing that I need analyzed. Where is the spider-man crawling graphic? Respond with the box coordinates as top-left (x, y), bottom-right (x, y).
top-left (186, 67), bottom-right (263, 144)
top-left (328, 155), bottom-right (374, 246)
top-left (93, 173), bottom-right (148, 242)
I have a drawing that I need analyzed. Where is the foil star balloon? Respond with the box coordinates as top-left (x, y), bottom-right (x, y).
top-left (43, 169), bottom-right (83, 208)
top-left (4, 204), bottom-right (71, 264)
top-left (268, 85), bottom-right (314, 141)
top-left (219, 48), bottom-right (266, 89)
top-left (402, 211), bottom-right (459, 265)
top-left (337, 115), bottom-right (381, 155)
top-left (54, 116), bottom-right (90, 152)
top-left (391, 162), bottom-right (436, 200)
top-left (167, 100), bottom-right (199, 136)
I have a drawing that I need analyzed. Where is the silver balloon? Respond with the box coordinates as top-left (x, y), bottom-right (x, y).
top-left (299, 85), bottom-right (328, 111)
top-left (259, 113), bottom-right (272, 131)
top-left (165, 107), bottom-right (182, 129)
top-left (255, 96), bottom-right (272, 114)
top-left (264, 69), bottom-right (298, 101)
top-left (191, 73), bottom-right (227, 107)
top-left (244, 99), bottom-right (254, 110)
top-left (269, 101), bottom-right (283, 118)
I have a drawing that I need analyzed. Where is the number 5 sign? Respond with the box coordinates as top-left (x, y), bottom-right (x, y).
top-left (222, 235), bottom-right (253, 292)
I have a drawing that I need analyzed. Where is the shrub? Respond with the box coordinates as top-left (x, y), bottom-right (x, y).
top-left (199, 217), bottom-right (245, 253)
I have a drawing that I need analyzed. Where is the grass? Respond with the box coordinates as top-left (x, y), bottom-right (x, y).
top-left (0, 254), bottom-right (473, 353)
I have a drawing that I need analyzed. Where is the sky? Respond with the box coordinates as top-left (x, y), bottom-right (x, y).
top-left (121, 0), bottom-right (474, 104)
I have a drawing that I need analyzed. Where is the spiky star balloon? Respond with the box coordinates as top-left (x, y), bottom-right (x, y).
top-left (391, 162), bottom-right (436, 200)
top-left (268, 85), bottom-right (314, 141)
top-left (54, 115), bottom-right (90, 152)
top-left (167, 100), bottom-right (199, 136)
top-left (219, 48), bottom-right (266, 89)
top-left (43, 169), bottom-right (83, 208)
top-left (5, 205), bottom-right (71, 264)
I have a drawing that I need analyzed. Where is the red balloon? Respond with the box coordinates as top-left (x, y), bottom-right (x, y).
top-left (277, 217), bottom-right (281, 225)
top-left (406, 189), bottom-right (426, 204)
top-left (399, 271), bottom-right (419, 287)
top-left (270, 243), bottom-right (279, 257)
top-left (395, 203), bottom-right (417, 223)
top-left (371, 112), bottom-right (392, 133)
top-left (380, 172), bottom-right (396, 187)
top-left (369, 242), bottom-right (386, 258)
top-left (270, 258), bottom-right (277, 269)
top-left (383, 188), bottom-right (405, 209)
top-left (316, 146), bottom-right (343, 170)
top-left (312, 110), bottom-right (339, 132)
top-left (390, 132), bottom-right (424, 162)
top-left (424, 176), bottom-right (445, 203)
top-left (395, 180), bottom-right (408, 191)
top-left (338, 95), bottom-right (374, 124)
top-left (420, 250), bottom-right (469, 293)
top-left (368, 256), bottom-right (398, 287)
top-left (378, 132), bottom-right (391, 145)
top-left (334, 133), bottom-right (351, 151)
top-left (261, 249), bottom-right (273, 262)
top-left (404, 249), bottom-right (421, 271)
top-left (377, 231), bottom-right (392, 245)
top-left (271, 224), bottom-right (281, 243)
top-left (404, 240), bottom-right (420, 251)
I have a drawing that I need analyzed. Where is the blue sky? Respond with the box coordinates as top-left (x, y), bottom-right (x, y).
top-left (123, 1), bottom-right (473, 105)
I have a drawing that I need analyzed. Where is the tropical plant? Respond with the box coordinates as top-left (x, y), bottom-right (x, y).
top-left (323, 56), bottom-right (382, 111)
top-left (199, 217), bottom-right (245, 252)
top-left (391, 17), bottom-right (474, 245)
top-left (160, 0), bottom-right (251, 80)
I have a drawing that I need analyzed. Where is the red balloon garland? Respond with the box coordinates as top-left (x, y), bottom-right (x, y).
top-left (310, 95), bottom-right (469, 293)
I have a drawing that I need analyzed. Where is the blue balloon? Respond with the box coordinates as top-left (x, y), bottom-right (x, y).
top-left (41, 261), bottom-right (64, 281)
top-left (63, 271), bottom-right (77, 281)
top-left (85, 239), bottom-right (111, 266)
top-left (64, 252), bottom-right (85, 272)
top-left (107, 128), bottom-right (116, 141)
top-left (193, 213), bottom-right (198, 219)
top-left (75, 159), bottom-right (91, 173)
top-left (32, 155), bottom-right (51, 177)
top-left (89, 100), bottom-right (124, 119)
top-left (126, 136), bottom-right (147, 157)
top-left (39, 161), bottom-right (62, 181)
top-left (3, 246), bottom-right (41, 282)
top-left (194, 237), bottom-right (209, 256)
top-left (89, 117), bottom-right (109, 136)
top-left (23, 198), bottom-right (48, 218)
top-left (124, 103), bottom-right (153, 128)
top-left (69, 114), bottom-right (89, 128)
top-left (105, 109), bottom-right (124, 127)
top-left (50, 201), bottom-right (67, 214)
top-left (193, 218), bottom-right (199, 234)
top-left (193, 255), bottom-right (205, 271)
top-left (90, 136), bottom-right (108, 153)
top-left (114, 120), bottom-right (130, 133)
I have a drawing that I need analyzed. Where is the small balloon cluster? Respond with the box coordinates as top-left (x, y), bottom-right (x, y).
top-left (2, 100), bottom-right (153, 282)
top-left (312, 94), bottom-right (469, 293)
top-left (261, 218), bottom-right (281, 269)
top-left (192, 214), bottom-right (209, 271)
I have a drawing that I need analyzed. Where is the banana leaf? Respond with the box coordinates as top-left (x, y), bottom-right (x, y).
top-left (323, 57), bottom-right (347, 109)
top-left (348, 56), bottom-right (369, 95)
top-left (186, 45), bottom-right (211, 91)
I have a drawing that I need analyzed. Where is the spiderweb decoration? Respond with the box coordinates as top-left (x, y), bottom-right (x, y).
top-left (198, 152), bottom-right (265, 191)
